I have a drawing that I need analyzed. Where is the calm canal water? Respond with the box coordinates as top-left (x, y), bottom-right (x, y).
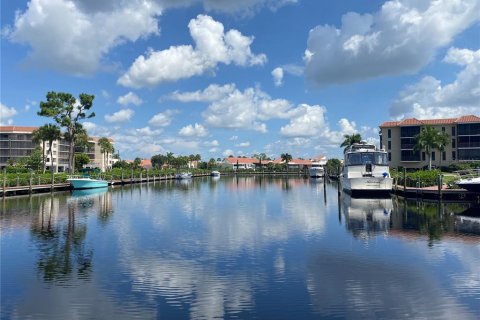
top-left (1, 176), bottom-right (479, 319)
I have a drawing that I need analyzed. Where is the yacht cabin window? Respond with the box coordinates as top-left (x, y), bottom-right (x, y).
top-left (346, 152), bottom-right (388, 166)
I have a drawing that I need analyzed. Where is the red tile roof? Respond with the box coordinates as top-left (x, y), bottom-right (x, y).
top-left (380, 115), bottom-right (480, 127)
top-left (456, 115), bottom-right (480, 123)
top-left (271, 158), bottom-right (313, 165)
top-left (225, 157), bottom-right (258, 164)
top-left (140, 159), bottom-right (152, 168)
top-left (0, 126), bottom-right (38, 133)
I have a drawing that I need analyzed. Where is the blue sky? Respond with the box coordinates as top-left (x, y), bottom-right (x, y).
top-left (1, 0), bottom-right (479, 161)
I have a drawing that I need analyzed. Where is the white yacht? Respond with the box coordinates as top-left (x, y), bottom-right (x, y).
top-left (308, 164), bottom-right (324, 178)
top-left (341, 142), bottom-right (393, 195)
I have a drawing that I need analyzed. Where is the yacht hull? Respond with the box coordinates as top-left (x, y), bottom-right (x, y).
top-left (67, 178), bottom-right (108, 189)
top-left (341, 177), bottom-right (393, 196)
top-left (309, 167), bottom-right (324, 178)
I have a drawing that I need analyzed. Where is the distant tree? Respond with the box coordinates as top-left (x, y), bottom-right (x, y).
top-left (165, 152), bottom-right (174, 167)
top-left (151, 154), bottom-right (167, 169)
top-left (228, 155), bottom-right (234, 158)
top-left (112, 160), bottom-right (131, 169)
top-left (75, 153), bottom-right (91, 171)
top-left (195, 154), bottom-right (201, 161)
top-left (27, 147), bottom-right (44, 171)
top-left (326, 158), bottom-right (342, 177)
top-left (414, 126), bottom-right (449, 170)
top-left (340, 133), bottom-right (362, 151)
top-left (208, 158), bottom-right (216, 169)
top-left (254, 153), bottom-right (267, 169)
top-left (38, 91), bottom-right (95, 173)
top-left (280, 153), bottom-right (292, 171)
top-left (133, 157), bottom-right (142, 169)
top-left (32, 124), bottom-right (62, 174)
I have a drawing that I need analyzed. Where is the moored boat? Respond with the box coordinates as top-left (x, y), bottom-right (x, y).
top-left (211, 170), bottom-right (221, 177)
top-left (67, 175), bottom-right (108, 189)
top-left (175, 172), bottom-right (192, 179)
top-left (340, 142), bottom-right (393, 196)
top-left (456, 177), bottom-right (480, 192)
top-left (308, 165), bottom-right (324, 178)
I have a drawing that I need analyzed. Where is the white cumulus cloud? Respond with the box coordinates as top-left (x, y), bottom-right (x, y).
top-left (179, 123), bottom-right (208, 137)
top-left (171, 83), bottom-right (291, 132)
top-left (118, 14), bottom-right (266, 88)
top-left (104, 109), bottom-right (134, 123)
top-left (5, 0), bottom-right (162, 75)
top-left (0, 103), bottom-right (17, 125)
top-left (280, 104), bottom-right (328, 137)
top-left (235, 141), bottom-right (250, 147)
top-left (305, 0), bottom-right (480, 86)
top-left (117, 92), bottom-right (143, 106)
top-left (148, 109), bottom-right (178, 127)
top-left (272, 67), bottom-right (284, 86)
top-left (390, 47), bottom-right (480, 119)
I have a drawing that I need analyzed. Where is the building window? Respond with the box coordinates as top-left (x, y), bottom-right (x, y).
top-left (400, 126), bottom-right (420, 137)
top-left (442, 151), bottom-right (446, 161)
top-left (400, 138), bottom-right (416, 149)
top-left (432, 152), bottom-right (435, 161)
top-left (458, 123), bottom-right (480, 135)
top-left (442, 127), bottom-right (445, 132)
top-left (452, 151), bottom-right (456, 160)
top-left (422, 152), bottom-right (425, 161)
top-left (401, 150), bottom-right (420, 161)
top-left (388, 141), bottom-right (391, 150)
top-left (458, 149), bottom-right (480, 161)
top-left (388, 152), bottom-right (391, 161)
top-left (387, 129), bottom-right (391, 139)
top-left (452, 127), bottom-right (456, 136)
top-left (452, 139), bottom-right (456, 148)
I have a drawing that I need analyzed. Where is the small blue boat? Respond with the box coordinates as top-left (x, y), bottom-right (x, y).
top-left (67, 175), bottom-right (108, 189)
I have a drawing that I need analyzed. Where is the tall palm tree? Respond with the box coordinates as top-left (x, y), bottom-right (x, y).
top-left (32, 127), bottom-right (47, 173)
top-left (340, 133), bottom-right (362, 151)
top-left (280, 153), bottom-right (292, 172)
top-left (437, 131), bottom-right (450, 168)
top-left (32, 124), bottom-right (61, 173)
top-left (414, 125), bottom-right (448, 170)
top-left (98, 137), bottom-right (113, 171)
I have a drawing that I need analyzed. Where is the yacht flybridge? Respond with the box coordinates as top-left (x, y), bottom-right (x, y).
top-left (341, 142), bottom-right (393, 196)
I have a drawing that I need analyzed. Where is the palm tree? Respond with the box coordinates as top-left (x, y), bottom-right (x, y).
top-left (340, 133), bottom-right (362, 151)
top-left (437, 131), bottom-right (450, 168)
top-left (32, 124), bottom-right (61, 173)
top-left (280, 153), bottom-right (292, 172)
top-left (32, 127), bottom-right (47, 173)
top-left (255, 153), bottom-right (268, 170)
top-left (414, 126), bottom-right (448, 170)
top-left (98, 137), bottom-right (113, 171)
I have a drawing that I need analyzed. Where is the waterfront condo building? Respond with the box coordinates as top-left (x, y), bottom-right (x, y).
top-left (379, 115), bottom-right (480, 169)
top-left (0, 126), bottom-right (116, 172)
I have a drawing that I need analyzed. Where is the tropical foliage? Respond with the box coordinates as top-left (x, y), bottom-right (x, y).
top-left (325, 158), bottom-right (342, 176)
top-left (38, 91), bottom-right (95, 173)
top-left (98, 137), bottom-right (114, 171)
top-left (340, 133), bottom-right (362, 151)
top-left (32, 124), bottom-right (61, 173)
top-left (280, 153), bottom-right (292, 171)
top-left (414, 126), bottom-right (450, 170)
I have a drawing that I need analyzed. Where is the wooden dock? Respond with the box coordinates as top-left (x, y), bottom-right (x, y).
top-left (0, 174), bottom-right (211, 197)
top-left (393, 185), bottom-right (479, 201)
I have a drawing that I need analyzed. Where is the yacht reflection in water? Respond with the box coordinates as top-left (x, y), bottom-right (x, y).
top-left (341, 194), bottom-right (392, 239)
